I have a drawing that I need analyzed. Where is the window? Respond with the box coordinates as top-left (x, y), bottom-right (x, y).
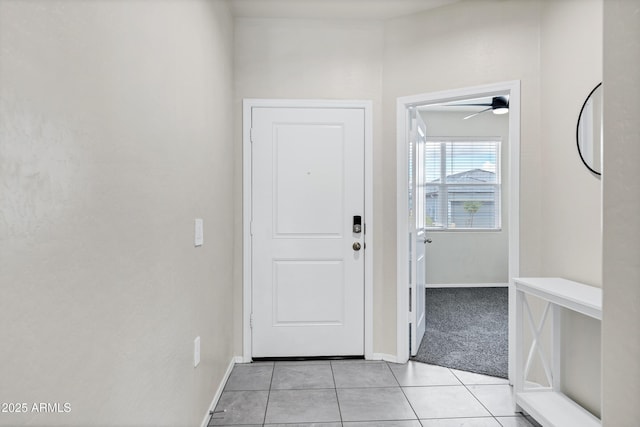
top-left (424, 138), bottom-right (501, 230)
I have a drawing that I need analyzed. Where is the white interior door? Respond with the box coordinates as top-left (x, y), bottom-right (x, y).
top-left (251, 106), bottom-right (365, 358)
top-left (410, 109), bottom-right (427, 356)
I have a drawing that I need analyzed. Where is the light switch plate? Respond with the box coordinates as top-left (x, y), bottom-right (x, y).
top-left (195, 219), bottom-right (203, 246)
top-left (194, 336), bottom-right (201, 368)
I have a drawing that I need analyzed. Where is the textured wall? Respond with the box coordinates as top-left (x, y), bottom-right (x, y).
top-left (0, 1), bottom-right (235, 425)
top-left (602, 0), bottom-right (640, 424)
top-left (383, 0), bottom-right (543, 356)
top-left (232, 18), bottom-right (385, 356)
top-left (538, 0), bottom-right (603, 417)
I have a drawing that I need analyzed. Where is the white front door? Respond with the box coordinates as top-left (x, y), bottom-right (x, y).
top-left (410, 110), bottom-right (427, 356)
top-left (251, 106), bottom-right (365, 357)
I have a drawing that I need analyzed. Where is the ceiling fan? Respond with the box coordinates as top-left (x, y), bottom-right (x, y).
top-left (451, 96), bottom-right (510, 120)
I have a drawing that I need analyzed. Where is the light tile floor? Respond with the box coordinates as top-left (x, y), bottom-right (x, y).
top-left (209, 360), bottom-right (540, 427)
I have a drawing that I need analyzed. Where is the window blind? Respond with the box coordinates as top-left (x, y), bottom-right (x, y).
top-left (424, 139), bottom-right (501, 230)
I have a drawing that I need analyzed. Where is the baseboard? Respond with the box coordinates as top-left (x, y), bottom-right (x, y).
top-left (200, 356), bottom-right (238, 427)
top-left (426, 282), bottom-right (509, 288)
top-left (371, 353), bottom-right (398, 363)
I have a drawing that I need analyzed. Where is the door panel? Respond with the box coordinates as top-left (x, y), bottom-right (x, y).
top-left (274, 125), bottom-right (344, 236)
top-left (252, 107), bottom-right (365, 358)
top-left (410, 110), bottom-right (427, 356)
top-left (273, 260), bottom-right (344, 325)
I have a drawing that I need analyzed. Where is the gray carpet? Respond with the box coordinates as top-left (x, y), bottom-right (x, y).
top-left (412, 287), bottom-right (508, 378)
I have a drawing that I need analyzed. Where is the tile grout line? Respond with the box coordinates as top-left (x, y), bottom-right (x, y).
top-left (329, 361), bottom-right (344, 425)
top-left (235, 360), bottom-right (530, 427)
top-left (384, 360), bottom-right (403, 389)
top-left (449, 368), bottom-right (506, 426)
top-left (262, 363), bottom-right (277, 425)
top-left (386, 361), bottom-right (421, 423)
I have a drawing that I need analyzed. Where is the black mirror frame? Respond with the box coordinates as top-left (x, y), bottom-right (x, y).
top-left (576, 82), bottom-right (602, 176)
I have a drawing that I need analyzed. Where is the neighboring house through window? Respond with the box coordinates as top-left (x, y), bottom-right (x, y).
top-left (424, 138), bottom-right (501, 230)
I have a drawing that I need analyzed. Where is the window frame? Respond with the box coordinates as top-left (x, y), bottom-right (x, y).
top-left (424, 137), bottom-right (502, 232)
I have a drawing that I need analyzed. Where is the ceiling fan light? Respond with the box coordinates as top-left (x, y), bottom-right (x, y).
top-left (491, 96), bottom-right (509, 115)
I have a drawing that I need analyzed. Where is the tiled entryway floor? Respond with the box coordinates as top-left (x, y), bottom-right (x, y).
top-left (209, 360), bottom-right (540, 427)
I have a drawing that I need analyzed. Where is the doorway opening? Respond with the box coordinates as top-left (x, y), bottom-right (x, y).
top-left (396, 81), bottom-right (520, 382)
top-left (242, 99), bottom-right (374, 363)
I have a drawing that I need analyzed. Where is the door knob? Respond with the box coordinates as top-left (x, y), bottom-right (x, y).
top-left (424, 238), bottom-right (432, 244)
top-left (352, 242), bottom-right (361, 251)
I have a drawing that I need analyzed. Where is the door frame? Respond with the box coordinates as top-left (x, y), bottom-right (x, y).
top-left (242, 99), bottom-right (374, 363)
top-left (395, 81), bottom-right (521, 382)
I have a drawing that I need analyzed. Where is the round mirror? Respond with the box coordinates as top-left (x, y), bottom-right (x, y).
top-left (576, 83), bottom-right (603, 176)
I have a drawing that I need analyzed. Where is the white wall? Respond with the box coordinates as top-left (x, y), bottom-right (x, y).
top-left (233, 0), bottom-right (543, 358)
top-left (0, 0), bottom-right (622, 424)
top-left (602, 0), bottom-right (640, 424)
top-left (383, 0), bottom-right (543, 356)
top-left (232, 18), bottom-right (385, 355)
top-left (233, 9), bottom-right (605, 399)
top-left (419, 110), bottom-right (509, 285)
top-left (0, 1), bottom-right (235, 425)
top-left (540, 1), bottom-right (602, 287)
top-left (386, 2), bottom-right (604, 412)
top-left (538, 0), bottom-right (603, 416)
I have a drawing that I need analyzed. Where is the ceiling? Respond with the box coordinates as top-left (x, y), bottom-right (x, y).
top-left (229, 0), bottom-right (461, 21)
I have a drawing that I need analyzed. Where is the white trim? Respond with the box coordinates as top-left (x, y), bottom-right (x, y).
top-left (507, 82), bottom-right (521, 384)
top-left (200, 356), bottom-right (238, 427)
top-left (242, 99), bottom-right (374, 362)
top-left (426, 282), bottom-right (509, 288)
top-left (363, 101), bottom-right (374, 360)
top-left (371, 353), bottom-right (399, 363)
top-left (242, 101), bottom-right (253, 363)
top-left (396, 97), bottom-right (410, 364)
top-left (396, 81), bottom-right (521, 384)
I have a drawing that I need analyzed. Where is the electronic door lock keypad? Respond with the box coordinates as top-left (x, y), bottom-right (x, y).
top-left (353, 216), bottom-right (362, 234)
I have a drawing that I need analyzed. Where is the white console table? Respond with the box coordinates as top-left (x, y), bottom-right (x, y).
top-left (514, 277), bottom-right (601, 427)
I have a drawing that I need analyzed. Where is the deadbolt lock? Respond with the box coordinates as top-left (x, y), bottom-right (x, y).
top-left (353, 215), bottom-right (362, 234)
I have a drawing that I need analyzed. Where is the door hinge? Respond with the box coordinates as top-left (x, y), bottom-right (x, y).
top-left (250, 128), bottom-right (254, 143)
top-left (249, 221), bottom-right (253, 236)
top-left (249, 313), bottom-right (253, 329)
